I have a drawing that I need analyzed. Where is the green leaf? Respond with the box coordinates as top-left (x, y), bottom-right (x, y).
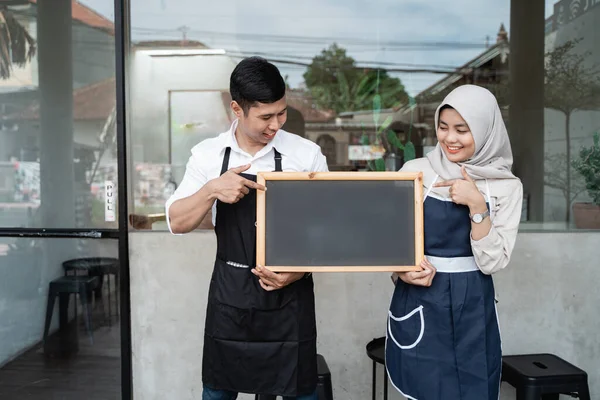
top-left (375, 158), bottom-right (386, 171)
top-left (403, 141), bottom-right (416, 161)
top-left (372, 94), bottom-right (382, 125)
top-left (378, 115), bottom-right (393, 134)
top-left (386, 130), bottom-right (404, 150)
top-left (360, 133), bottom-right (370, 145)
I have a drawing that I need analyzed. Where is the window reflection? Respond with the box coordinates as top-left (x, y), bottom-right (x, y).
top-left (128, 0), bottom-right (600, 231)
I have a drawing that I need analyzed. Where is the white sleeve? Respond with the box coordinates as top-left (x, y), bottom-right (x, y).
top-left (311, 147), bottom-right (329, 172)
top-left (165, 150), bottom-right (208, 234)
top-left (471, 181), bottom-right (523, 275)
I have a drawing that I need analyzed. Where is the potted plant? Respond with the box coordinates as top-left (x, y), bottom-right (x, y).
top-left (571, 132), bottom-right (600, 229)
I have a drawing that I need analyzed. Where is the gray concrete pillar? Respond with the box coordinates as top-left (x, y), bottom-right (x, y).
top-left (37, 0), bottom-right (75, 228)
top-left (509, 0), bottom-right (546, 221)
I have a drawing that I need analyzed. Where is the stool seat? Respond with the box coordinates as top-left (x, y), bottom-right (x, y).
top-left (50, 276), bottom-right (99, 293)
top-left (63, 257), bottom-right (118, 274)
top-left (502, 353), bottom-right (590, 400)
top-left (366, 337), bottom-right (385, 365)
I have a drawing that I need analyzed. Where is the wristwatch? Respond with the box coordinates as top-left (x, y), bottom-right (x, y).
top-left (470, 210), bottom-right (490, 223)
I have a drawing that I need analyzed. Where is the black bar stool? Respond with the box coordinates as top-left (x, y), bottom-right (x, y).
top-left (63, 257), bottom-right (119, 326)
top-left (255, 354), bottom-right (334, 400)
top-left (43, 275), bottom-right (99, 349)
top-left (502, 353), bottom-right (591, 399)
top-left (366, 337), bottom-right (387, 400)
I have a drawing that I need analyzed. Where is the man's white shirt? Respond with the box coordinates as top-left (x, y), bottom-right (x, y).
top-left (165, 120), bottom-right (329, 233)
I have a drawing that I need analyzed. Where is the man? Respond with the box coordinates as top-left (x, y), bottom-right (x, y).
top-left (166, 57), bottom-right (328, 400)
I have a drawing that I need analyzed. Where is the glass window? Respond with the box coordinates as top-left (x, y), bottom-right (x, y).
top-left (0, 237), bottom-right (120, 398)
top-left (0, 2), bottom-right (122, 399)
top-left (0, 0), bottom-right (118, 229)
top-left (127, 0), bottom-right (600, 231)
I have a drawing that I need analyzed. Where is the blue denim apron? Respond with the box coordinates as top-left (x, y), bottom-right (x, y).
top-left (385, 176), bottom-right (501, 400)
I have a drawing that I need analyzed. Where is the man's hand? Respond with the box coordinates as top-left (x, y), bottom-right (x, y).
top-left (208, 164), bottom-right (266, 204)
top-left (397, 258), bottom-right (437, 287)
top-left (251, 265), bottom-right (305, 291)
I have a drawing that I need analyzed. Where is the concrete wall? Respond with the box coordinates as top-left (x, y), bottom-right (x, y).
top-left (130, 231), bottom-right (599, 400)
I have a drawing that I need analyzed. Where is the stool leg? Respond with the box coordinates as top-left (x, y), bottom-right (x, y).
top-left (517, 386), bottom-right (541, 400)
top-left (43, 290), bottom-right (57, 342)
top-left (100, 281), bottom-right (107, 326)
top-left (59, 293), bottom-right (70, 329)
top-left (107, 273), bottom-right (112, 327)
top-left (372, 360), bottom-right (376, 400)
top-left (383, 370), bottom-right (388, 400)
top-left (577, 383), bottom-right (591, 400)
top-left (74, 292), bottom-right (78, 326)
top-left (116, 272), bottom-right (120, 317)
top-left (94, 273), bottom-right (104, 302)
top-left (325, 376), bottom-right (333, 400)
top-left (79, 285), bottom-right (94, 344)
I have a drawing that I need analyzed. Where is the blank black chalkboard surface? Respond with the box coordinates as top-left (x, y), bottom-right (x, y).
top-left (256, 172), bottom-right (424, 272)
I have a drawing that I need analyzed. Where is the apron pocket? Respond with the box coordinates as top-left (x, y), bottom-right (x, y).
top-left (204, 336), bottom-right (303, 396)
top-left (208, 300), bottom-right (299, 342)
top-left (387, 305), bottom-right (425, 350)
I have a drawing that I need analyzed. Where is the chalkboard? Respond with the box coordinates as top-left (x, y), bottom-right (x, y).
top-left (256, 172), bottom-right (424, 272)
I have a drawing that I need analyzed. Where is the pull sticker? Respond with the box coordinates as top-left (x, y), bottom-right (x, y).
top-left (105, 181), bottom-right (116, 222)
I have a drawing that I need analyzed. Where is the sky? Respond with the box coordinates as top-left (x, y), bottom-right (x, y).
top-left (81, 0), bottom-right (559, 96)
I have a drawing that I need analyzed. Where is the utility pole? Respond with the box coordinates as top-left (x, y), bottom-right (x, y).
top-left (177, 25), bottom-right (190, 45)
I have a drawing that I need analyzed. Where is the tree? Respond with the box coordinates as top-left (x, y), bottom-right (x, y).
top-left (303, 43), bottom-right (409, 113)
top-left (544, 39), bottom-right (600, 222)
top-left (0, 6), bottom-right (36, 79)
top-left (544, 152), bottom-right (587, 215)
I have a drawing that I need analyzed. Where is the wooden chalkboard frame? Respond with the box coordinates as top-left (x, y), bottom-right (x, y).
top-left (256, 172), bottom-right (424, 272)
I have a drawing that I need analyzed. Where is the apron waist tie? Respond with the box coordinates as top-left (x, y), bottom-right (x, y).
top-left (426, 255), bottom-right (479, 273)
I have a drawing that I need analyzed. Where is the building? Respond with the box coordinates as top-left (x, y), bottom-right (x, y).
top-left (0, 1), bottom-right (598, 399)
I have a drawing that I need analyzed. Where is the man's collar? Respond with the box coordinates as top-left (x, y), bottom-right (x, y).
top-left (226, 119), bottom-right (288, 156)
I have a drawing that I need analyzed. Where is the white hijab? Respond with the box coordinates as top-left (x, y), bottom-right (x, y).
top-left (427, 85), bottom-right (517, 181)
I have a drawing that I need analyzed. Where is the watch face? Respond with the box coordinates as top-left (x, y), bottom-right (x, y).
top-left (472, 214), bottom-right (483, 223)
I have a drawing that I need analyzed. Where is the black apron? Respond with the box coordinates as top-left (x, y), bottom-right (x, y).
top-left (202, 147), bottom-right (318, 397)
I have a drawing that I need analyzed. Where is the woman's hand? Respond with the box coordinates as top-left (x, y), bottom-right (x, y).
top-left (434, 166), bottom-right (486, 210)
top-left (396, 258), bottom-right (437, 287)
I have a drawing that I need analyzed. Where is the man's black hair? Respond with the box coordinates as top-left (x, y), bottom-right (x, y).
top-left (230, 57), bottom-right (286, 114)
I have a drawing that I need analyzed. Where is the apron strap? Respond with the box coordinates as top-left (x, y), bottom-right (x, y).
top-left (484, 179), bottom-right (492, 204)
top-left (220, 147), bottom-right (232, 175)
top-left (485, 179), bottom-right (494, 218)
top-left (424, 175), bottom-right (439, 201)
top-left (274, 148), bottom-right (282, 172)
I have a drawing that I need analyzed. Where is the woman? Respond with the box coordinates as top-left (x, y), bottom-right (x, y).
top-left (386, 85), bottom-right (523, 400)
